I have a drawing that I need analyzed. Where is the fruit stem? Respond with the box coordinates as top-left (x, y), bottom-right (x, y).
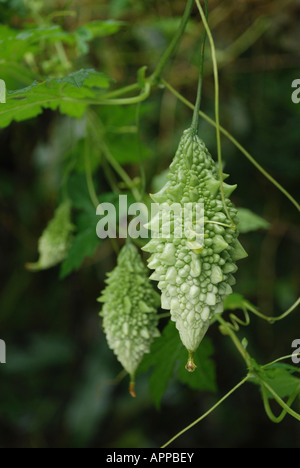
top-left (129, 377), bottom-right (136, 398)
top-left (185, 351), bottom-right (197, 372)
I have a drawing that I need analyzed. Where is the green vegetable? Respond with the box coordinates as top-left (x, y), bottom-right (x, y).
top-left (98, 242), bottom-right (160, 396)
top-left (26, 201), bottom-right (74, 271)
top-left (143, 128), bottom-right (247, 370)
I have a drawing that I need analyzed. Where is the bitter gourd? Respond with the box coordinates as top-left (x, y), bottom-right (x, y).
top-left (98, 242), bottom-right (160, 396)
top-left (26, 201), bottom-right (74, 271)
top-left (143, 128), bottom-right (247, 370)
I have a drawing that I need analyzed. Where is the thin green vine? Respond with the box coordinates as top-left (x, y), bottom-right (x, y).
top-left (84, 123), bottom-right (99, 209)
top-left (261, 384), bottom-right (300, 423)
top-left (195, 0), bottom-right (235, 229)
top-left (191, 0), bottom-right (208, 132)
top-left (87, 110), bottom-right (141, 202)
top-left (150, 0), bottom-right (194, 85)
top-left (161, 79), bottom-right (300, 212)
top-left (161, 375), bottom-right (250, 448)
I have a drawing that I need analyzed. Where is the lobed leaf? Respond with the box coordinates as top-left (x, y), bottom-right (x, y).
top-left (139, 321), bottom-right (216, 408)
top-left (0, 69), bottom-right (112, 128)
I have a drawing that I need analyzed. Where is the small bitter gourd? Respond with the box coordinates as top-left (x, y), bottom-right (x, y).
top-left (26, 201), bottom-right (74, 271)
top-left (143, 128), bottom-right (247, 370)
top-left (98, 242), bottom-right (160, 396)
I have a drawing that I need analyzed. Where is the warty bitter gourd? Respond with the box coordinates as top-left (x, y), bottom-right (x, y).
top-left (98, 242), bottom-right (160, 396)
top-left (26, 201), bottom-right (74, 271)
top-left (143, 128), bottom-right (247, 370)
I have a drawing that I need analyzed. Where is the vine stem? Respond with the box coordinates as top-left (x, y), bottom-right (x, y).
top-left (161, 375), bottom-right (249, 448)
top-left (261, 384), bottom-right (300, 423)
top-left (84, 126), bottom-right (99, 209)
top-left (91, 82), bottom-right (151, 107)
top-left (150, 0), bottom-right (194, 85)
top-left (262, 353), bottom-right (300, 368)
top-left (259, 379), bottom-right (300, 422)
top-left (98, 83), bottom-right (140, 101)
top-left (87, 111), bottom-right (141, 202)
top-left (217, 295), bottom-right (299, 333)
top-left (246, 296), bottom-right (300, 323)
top-left (195, 0), bottom-right (235, 229)
top-left (102, 147), bottom-right (140, 202)
top-left (92, 0), bottom-right (193, 103)
top-left (204, 220), bottom-right (233, 228)
top-left (191, 0), bottom-right (208, 132)
top-left (216, 315), bottom-right (252, 368)
top-left (136, 102), bottom-right (146, 200)
top-left (161, 79), bottom-right (300, 212)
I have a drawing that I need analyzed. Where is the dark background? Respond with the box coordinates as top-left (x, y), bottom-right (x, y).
top-left (0, 0), bottom-right (299, 448)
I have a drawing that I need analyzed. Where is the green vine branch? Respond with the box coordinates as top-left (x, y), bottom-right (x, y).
top-left (150, 0), bottom-right (194, 86)
top-left (195, 0), bottom-right (235, 229)
top-left (261, 384), bottom-right (300, 423)
top-left (216, 314), bottom-right (252, 367)
top-left (161, 79), bottom-right (300, 212)
top-left (87, 111), bottom-right (141, 202)
top-left (259, 379), bottom-right (300, 423)
top-left (191, 0), bottom-right (208, 132)
top-left (161, 375), bottom-right (250, 447)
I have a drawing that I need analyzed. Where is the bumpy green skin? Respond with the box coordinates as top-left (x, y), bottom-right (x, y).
top-left (27, 201), bottom-right (74, 271)
top-left (98, 243), bottom-right (160, 378)
top-left (143, 128), bottom-right (247, 355)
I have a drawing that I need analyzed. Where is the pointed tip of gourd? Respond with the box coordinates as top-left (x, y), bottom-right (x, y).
top-left (232, 240), bottom-right (248, 261)
top-left (150, 193), bottom-right (162, 203)
top-left (150, 185), bottom-right (169, 203)
top-left (142, 239), bottom-right (159, 253)
top-left (213, 235), bottom-right (229, 253)
top-left (223, 183), bottom-right (237, 198)
top-left (185, 351), bottom-right (197, 373)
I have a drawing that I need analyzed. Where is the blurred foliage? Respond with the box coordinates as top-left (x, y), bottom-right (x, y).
top-left (0, 0), bottom-right (299, 448)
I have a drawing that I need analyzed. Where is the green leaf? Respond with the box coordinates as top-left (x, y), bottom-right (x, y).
top-left (60, 227), bottom-right (100, 279)
top-left (237, 208), bottom-right (270, 233)
top-left (0, 21), bottom-right (124, 62)
top-left (75, 20), bottom-right (125, 54)
top-left (223, 293), bottom-right (246, 311)
top-left (66, 173), bottom-right (96, 213)
top-left (177, 338), bottom-right (216, 392)
top-left (223, 294), bottom-right (260, 321)
top-left (138, 321), bottom-right (182, 408)
top-left (60, 174), bottom-right (99, 278)
top-left (260, 363), bottom-right (300, 400)
top-left (98, 105), bottom-right (152, 163)
top-left (0, 69), bottom-right (112, 128)
top-left (0, 24), bottom-right (73, 61)
top-left (138, 321), bottom-right (216, 408)
top-left (60, 174), bottom-right (122, 278)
